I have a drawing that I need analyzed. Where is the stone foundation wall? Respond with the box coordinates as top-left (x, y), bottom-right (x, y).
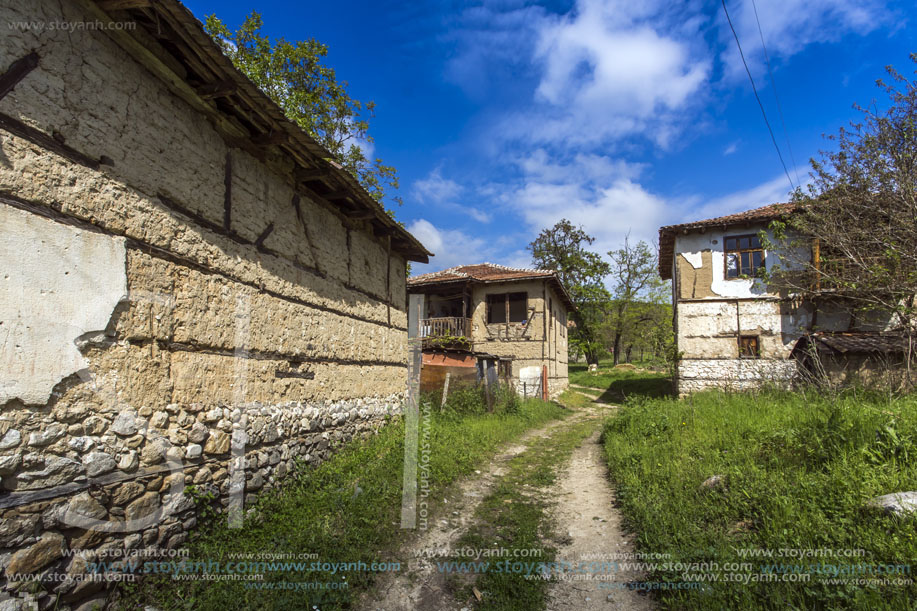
top-left (0, 0), bottom-right (412, 607)
top-left (677, 359), bottom-right (797, 395)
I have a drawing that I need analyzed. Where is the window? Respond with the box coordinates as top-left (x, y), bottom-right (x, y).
top-left (738, 336), bottom-right (760, 358)
top-left (725, 234), bottom-right (764, 278)
top-left (487, 292), bottom-right (527, 324)
top-left (549, 298), bottom-right (553, 330)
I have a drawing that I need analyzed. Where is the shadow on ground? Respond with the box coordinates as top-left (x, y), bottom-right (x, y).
top-left (597, 374), bottom-right (674, 403)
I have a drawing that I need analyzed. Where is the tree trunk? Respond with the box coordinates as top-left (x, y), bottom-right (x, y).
top-left (612, 332), bottom-right (622, 366)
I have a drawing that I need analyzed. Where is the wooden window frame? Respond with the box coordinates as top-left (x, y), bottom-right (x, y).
top-left (724, 233), bottom-right (765, 279)
top-left (486, 292), bottom-right (528, 324)
top-left (738, 335), bottom-right (760, 359)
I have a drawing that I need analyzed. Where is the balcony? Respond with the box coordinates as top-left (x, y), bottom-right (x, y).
top-left (420, 317), bottom-right (472, 349)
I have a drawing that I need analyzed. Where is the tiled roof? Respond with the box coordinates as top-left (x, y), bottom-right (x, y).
top-left (658, 202), bottom-right (796, 280)
top-left (794, 332), bottom-right (911, 355)
top-left (408, 263), bottom-right (575, 311)
top-left (408, 263), bottom-right (554, 285)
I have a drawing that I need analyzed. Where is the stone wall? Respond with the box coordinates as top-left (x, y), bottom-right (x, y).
top-left (0, 0), bottom-right (410, 606)
top-left (677, 359), bottom-right (797, 394)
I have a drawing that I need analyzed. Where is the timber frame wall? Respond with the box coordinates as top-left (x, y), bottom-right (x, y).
top-left (0, 0), bottom-right (429, 605)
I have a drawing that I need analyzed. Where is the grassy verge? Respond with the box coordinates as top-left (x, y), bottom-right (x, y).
top-left (445, 418), bottom-right (598, 610)
top-left (119, 398), bottom-right (566, 610)
top-left (602, 390), bottom-right (917, 609)
top-left (556, 388), bottom-right (595, 409)
top-left (569, 362), bottom-right (673, 402)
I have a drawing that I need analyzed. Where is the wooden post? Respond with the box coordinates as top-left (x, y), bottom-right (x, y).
top-left (440, 373), bottom-right (451, 412)
top-left (542, 365), bottom-right (548, 400)
top-left (504, 294), bottom-right (510, 339)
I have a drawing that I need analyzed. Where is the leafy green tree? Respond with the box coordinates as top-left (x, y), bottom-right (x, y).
top-left (529, 219), bottom-right (611, 364)
top-left (767, 55), bottom-right (917, 385)
top-left (205, 12), bottom-right (401, 209)
top-left (604, 238), bottom-right (669, 365)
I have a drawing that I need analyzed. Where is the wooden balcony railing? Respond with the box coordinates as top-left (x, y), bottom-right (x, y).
top-left (420, 317), bottom-right (472, 340)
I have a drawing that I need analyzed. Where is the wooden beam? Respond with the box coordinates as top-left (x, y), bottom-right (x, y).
top-left (0, 113), bottom-right (100, 170)
top-left (252, 130), bottom-right (288, 146)
top-left (0, 52), bottom-right (39, 101)
top-left (223, 151), bottom-right (232, 230)
top-left (96, 0), bottom-right (152, 10)
top-left (322, 189), bottom-right (353, 201)
top-left (254, 223), bottom-right (274, 248)
top-left (195, 79), bottom-right (237, 100)
top-left (343, 210), bottom-right (377, 221)
top-left (295, 167), bottom-right (329, 183)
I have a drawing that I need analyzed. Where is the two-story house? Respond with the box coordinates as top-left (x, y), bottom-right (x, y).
top-left (406, 263), bottom-right (574, 398)
top-left (659, 203), bottom-right (907, 394)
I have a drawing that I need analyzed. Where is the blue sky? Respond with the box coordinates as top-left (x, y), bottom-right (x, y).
top-left (185, 0), bottom-right (914, 275)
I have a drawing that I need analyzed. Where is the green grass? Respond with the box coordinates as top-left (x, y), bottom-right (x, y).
top-left (119, 398), bottom-right (566, 610)
top-left (602, 389), bottom-right (917, 609)
top-left (556, 388), bottom-right (595, 409)
top-left (447, 418), bottom-right (598, 610)
top-left (569, 362), bottom-right (673, 402)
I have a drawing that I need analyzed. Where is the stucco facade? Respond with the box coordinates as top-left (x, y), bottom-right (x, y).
top-left (0, 0), bottom-right (429, 605)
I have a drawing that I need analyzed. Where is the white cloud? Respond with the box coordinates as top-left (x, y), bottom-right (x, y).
top-left (407, 219), bottom-right (495, 273)
top-left (497, 152), bottom-right (667, 256)
top-left (723, 141), bottom-right (739, 155)
top-left (720, 0), bottom-right (890, 81)
top-left (412, 168), bottom-right (463, 204)
top-left (497, 0), bottom-right (710, 149)
top-left (411, 168), bottom-right (492, 223)
top-left (691, 174), bottom-right (794, 222)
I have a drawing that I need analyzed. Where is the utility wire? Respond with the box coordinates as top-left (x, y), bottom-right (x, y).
top-left (750, 0), bottom-right (801, 187)
top-left (721, 0), bottom-right (795, 191)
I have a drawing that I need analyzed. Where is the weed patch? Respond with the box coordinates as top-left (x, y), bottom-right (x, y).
top-left (602, 390), bottom-right (917, 609)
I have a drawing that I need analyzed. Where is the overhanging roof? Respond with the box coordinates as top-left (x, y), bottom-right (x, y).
top-left (407, 263), bottom-right (576, 312)
top-left (83, 0), bottom-right (431, 262)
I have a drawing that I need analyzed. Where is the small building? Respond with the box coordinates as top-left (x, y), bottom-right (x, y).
top-left (407, 264), bottom-right (574, 398)
top-left (791, 332), bottom-right (911, 387)
top-left (659, 203), bottom-right (902, 394)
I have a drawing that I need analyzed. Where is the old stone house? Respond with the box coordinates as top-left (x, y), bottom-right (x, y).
top-left (659, 203), bottom-right (903, 394)
top-left (406, 264), bottom-right (574, 399)
top-left (0, 0), bottom-right (430, 603)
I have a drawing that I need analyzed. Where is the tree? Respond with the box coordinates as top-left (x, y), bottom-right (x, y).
top-left (529, 219), bottom-right (611, 364)
top-left (604, 238), bottom-right (669, 365)
top-left (768, 55), bottom-right (917, 385)
top-left (205, 12), bottom-right (401, 210)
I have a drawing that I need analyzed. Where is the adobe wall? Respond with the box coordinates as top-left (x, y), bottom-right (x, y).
top-left (0, 0), bottom-right (409, 605)
top-left (469, 280), bottom-right (569, 397)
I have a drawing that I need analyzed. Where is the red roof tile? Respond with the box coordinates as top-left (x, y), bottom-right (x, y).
top-left (408, 263), bottom-right (575, 311)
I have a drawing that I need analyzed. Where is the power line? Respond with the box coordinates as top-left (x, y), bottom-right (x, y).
top-left (721, 0), bottom-right (796, 192)
top-left (750, 0), bottom-right (801, 187)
